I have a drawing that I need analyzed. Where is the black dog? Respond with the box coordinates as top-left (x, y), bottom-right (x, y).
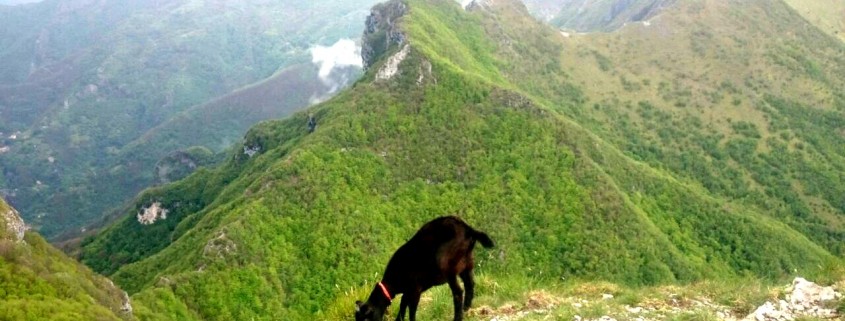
top-left (355, 216), bottom-right (494, 321)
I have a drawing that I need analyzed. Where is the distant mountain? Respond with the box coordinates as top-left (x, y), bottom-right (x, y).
top-left (522, 0), bottom-right (675, 31)
top-left (80, 0), bottom-right (843, 320)
top-left (0, 0), bottom-right (378, 238)
top-left (524, 0), bottom-right (845, 38)
top-left (0, 0), bottom-right (41, 5)
top-left (0, 197), bottom-right (132, 320)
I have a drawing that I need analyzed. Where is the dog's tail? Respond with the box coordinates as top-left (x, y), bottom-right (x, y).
top-left (472, 229), bottom-right (494, 248)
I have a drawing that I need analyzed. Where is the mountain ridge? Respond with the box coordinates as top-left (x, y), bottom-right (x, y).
top-left (79, 0), bottom-right (843, 320)
top-left (521, 0), bottom-right (676, 31)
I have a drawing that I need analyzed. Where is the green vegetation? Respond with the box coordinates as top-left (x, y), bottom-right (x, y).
top-left (1, 198), bottom-right (133, 321)
top-left (77, 0), bottom-right (845, 320)
top-left (552, 0), bottom-right (845, 258)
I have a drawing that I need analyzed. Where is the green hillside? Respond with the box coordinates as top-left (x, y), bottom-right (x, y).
top-left (0, 0), bottom-right (377, 238)
top-left (79, 0), bottom-right (844, 320)
top-left (553, 0), bottom-right (845, 255)
top-left (782, 0), bottom-right (845, 43)
top-left (0, 198), bottom-right (133, 321)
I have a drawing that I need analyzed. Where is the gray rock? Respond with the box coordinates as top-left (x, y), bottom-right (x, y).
top-left (120, 291), bottom-right (133, 314)
top-left (744, 277), bottom-right (842, 321)
top-left (1, 203), bottom-right (27, 242)
top-left (362, 0), bottom-right (408, 69)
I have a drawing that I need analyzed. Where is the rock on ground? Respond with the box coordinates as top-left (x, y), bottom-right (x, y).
top-left (744, 277), bottom-right (842, 321)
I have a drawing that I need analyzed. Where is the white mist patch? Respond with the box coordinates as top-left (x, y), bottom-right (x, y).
top-left (309, 38), bottom-right (364, 104)
top-left (459, 0), bottom-right (473, 9)
top-left (310, 39), bottom-right (363, 82)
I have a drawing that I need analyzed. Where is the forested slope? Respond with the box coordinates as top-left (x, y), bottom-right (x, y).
top-left (1, 198), bottom-right (133, 320)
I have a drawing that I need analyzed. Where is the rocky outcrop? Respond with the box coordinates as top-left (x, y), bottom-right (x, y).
top-left (1, 199), bottom-right (27, 242)
top-left (466, 0), bottom-right (496, 11)
top-left (476, 278), bottom-right (842, 321)
top-left (376, 44), bottom-right (411, 81)
top-left (745, 277), bottom-right (842, 321)
top-left (243, 145), bottom-right (261, 158)
top-left (362, 0), bottom-right (408, 69)
top-left (120, 290), bottom-right (133, 314)
top-left (136, 202), bottom-right (168, 225)
top-left (203, 231), bottom-right (237, 259)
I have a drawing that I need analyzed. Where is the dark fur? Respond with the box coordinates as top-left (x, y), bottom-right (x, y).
top-left (355, 216), bottom-right (495, 321)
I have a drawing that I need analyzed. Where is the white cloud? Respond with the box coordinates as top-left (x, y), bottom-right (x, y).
top-left (310, 38), bottom-right (363, 82)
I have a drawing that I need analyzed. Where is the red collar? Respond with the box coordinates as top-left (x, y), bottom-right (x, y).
top-left (377, 281), bottom-right (392, 302)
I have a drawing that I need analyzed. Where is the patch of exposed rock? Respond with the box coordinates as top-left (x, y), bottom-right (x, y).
top-left (362, 0), bottom-right (408, 69)
top-left (106, 279), bottom-right (133, 315)
top-left (376, 44), bottom-right (411, 81)
top-left (476, 278), bottom-right (841, 321)
top-left (243, 145), bottom-right (261, 158)
top-left (466, 0), bottom-right (496, 11)
top-left (474, 289), bottom-right (731, 321)
top-left (137, 202), bottom-right (168, 225)
top-left (472, 291), bottom-right (562, 321)
top-left (203, 231), bottom-right (237, 259)
top-left (120, 290), bottom-right (133, 314)
top-left (1, 201), bottom-right (27, 242)
top-left (744, 277), bottom-right (842, 321)
top-left (417, 58), bottom-right (434, 84)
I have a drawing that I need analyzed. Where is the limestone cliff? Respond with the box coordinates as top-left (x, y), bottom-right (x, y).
top-left (362, 0), bottom-right (409, 69)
